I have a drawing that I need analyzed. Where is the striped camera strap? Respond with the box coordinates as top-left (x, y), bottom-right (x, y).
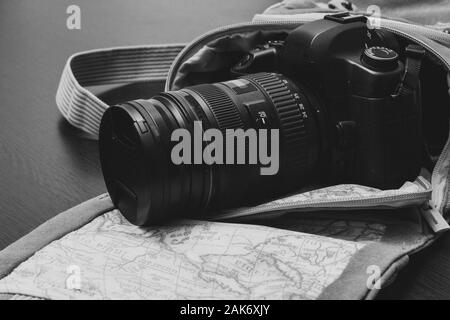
top-left (56, 44), bottom-right (185, 138)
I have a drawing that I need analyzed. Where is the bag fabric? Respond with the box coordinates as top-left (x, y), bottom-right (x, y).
top-left (1, 8), bottom-right (450, 300)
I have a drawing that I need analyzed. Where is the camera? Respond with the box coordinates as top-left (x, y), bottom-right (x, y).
top-left (99, 14), bottom-right (423, 225)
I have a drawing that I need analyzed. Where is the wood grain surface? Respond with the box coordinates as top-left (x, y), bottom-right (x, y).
top-left (0, 0), bottom-right (449, 299)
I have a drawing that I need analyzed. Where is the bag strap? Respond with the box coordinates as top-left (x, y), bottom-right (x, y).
top-left (56, 44), bottom-right (185, 138)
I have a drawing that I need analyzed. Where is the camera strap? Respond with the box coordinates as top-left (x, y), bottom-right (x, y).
top-left (56, 44), bottom-right (185, 138)
top-left (396, 44), bottom-right (426, 96)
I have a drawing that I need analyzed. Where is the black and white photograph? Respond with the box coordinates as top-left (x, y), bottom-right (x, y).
top-left (0, 0), bottom-right (450, 306)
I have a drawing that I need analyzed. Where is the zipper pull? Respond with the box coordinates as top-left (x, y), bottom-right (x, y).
top-left (422, 202), bottom-right (450, 233)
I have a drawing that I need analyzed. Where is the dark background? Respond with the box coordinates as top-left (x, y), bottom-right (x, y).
top-left (0, 0), bottom-right (449, 299)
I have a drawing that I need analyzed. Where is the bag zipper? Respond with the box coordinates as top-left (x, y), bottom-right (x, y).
top-left (213, 177), bottom-right (431, 220)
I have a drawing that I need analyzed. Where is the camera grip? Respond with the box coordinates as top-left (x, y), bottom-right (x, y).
top-left (349, 94), bottom-right (422, 189)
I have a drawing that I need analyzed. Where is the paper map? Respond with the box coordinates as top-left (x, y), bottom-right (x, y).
top-left (0, 210), bottom-right (365, 299)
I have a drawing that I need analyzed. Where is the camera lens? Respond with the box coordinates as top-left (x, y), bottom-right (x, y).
top-left (99, 72), bottom-right (321, 225)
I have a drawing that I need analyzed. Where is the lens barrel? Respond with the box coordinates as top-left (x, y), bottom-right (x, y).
top-left (99, 72), bottom-right (320, 225)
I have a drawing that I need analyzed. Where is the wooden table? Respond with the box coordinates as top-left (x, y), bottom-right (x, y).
top-left (0, 0), bottom-right (449, 299)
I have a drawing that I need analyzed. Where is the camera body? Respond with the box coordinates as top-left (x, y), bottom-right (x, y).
top-left (236, 14), bottom-right (423, 188)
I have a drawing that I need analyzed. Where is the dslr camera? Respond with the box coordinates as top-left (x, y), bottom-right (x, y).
top-left (99, 14), bottom-right (423, 225)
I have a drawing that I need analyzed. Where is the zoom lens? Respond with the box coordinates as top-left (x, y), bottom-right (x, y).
top-left (99, 72), bottom-right (321, 225)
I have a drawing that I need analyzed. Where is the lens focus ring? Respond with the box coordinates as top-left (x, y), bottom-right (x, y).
top-left (244, 73), bottom-right (309, 172)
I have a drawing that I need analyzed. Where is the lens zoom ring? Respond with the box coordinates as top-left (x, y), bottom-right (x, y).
top-left (191, 84), bottom-right (244, 131)
top-left (244, 73), bottom-right (308, 170)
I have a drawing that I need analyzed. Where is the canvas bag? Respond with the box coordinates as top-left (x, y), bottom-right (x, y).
top-left (0, 10), bottom-right (450, 300)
